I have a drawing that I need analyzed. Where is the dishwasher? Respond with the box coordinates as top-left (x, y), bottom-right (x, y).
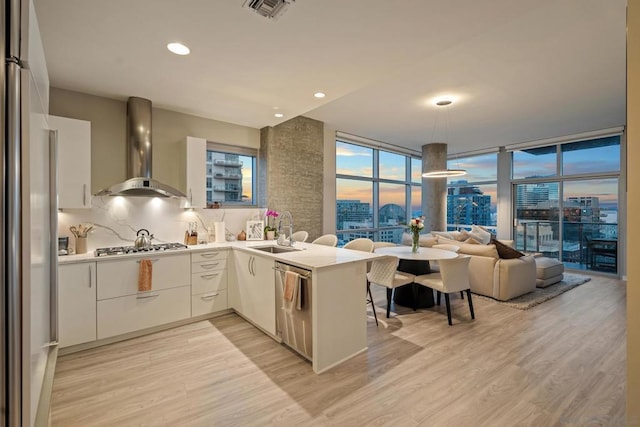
top-left (274, 261), bottom-right (312, 361)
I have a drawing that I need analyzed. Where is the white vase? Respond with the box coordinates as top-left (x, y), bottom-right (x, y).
top-left (266, 230), bottom-right (275, 240)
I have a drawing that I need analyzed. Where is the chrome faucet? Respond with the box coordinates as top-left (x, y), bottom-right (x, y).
top-left (277, 211), bottom-right (295, 246)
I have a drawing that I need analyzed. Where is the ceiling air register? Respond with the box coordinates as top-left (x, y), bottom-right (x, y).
top-left (244, 0), bottom-right (295, 19)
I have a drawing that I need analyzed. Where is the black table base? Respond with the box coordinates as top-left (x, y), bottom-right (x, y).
top-left (393, 259), bottom-right (434, 309)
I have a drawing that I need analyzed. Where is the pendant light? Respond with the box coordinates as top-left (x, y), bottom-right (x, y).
top-left (422, 98), bottom-right (467, 178)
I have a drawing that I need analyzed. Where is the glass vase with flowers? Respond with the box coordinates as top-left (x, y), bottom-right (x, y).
top-left (408, 217), bottom-right (425, 253)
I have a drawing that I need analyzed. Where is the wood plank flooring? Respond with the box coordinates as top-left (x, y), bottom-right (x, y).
top-left (50, 275), bottom-right (626, 426)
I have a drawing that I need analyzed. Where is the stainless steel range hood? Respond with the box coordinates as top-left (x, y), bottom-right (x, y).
top-left (96, 97), bottom-right (186, 198)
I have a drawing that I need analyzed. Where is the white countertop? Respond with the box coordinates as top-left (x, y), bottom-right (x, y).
top-left (58, 240), bottom-right (383, 270)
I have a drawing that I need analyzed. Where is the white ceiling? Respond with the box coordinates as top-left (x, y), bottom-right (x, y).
top-left (33, 0), bottom-right (627, 154)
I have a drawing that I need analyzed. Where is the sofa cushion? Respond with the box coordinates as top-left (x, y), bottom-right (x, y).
top-left (464, 237), bottom-right (482, 244)
top-left (491, 238), bottom-right (525, 259)
top-left (535, 257), bottom-right (565, 279)
top-left (401, 232), bottom-right (437, 247)
top-left (459, 243), bottom-right (500, 258)
top-left (536, 274), bottom-right (564, 288)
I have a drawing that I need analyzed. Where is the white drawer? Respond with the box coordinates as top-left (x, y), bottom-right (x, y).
top-left (192, 269), bottom-right (227, 295)
top-left (192, 289), bottom-right (228, 317)
top-left (97, 254), bottom-right (190, 300)
top-left (192, 250), bottom-right (227, 263)
top-left (192, 259), bottom-right (227, 274)
top-left (97, 286), bottom-right (191, 339)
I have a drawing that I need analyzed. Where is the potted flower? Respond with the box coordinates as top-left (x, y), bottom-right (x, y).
top-left (264, 209), bottom-right (279, 240)
top-left (408, 217), bottom-right (425, 253)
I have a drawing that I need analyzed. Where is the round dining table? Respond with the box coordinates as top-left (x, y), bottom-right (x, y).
top-left (375, 246), bottom-right (458, 309)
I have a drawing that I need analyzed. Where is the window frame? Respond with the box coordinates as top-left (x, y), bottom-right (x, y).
top-left (335, 140), bottom-right (421, 244)
top-left (206, 141), bottom-right (258, 208)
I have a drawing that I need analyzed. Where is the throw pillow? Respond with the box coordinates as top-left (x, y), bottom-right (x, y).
top-left (464, 237), bottom-right (482, 244)
top-left (491, 238), bottom-right (525, 259)
top-left (432, 231), bottom-right (454, 240)
top-left (451, 230), bottom-right (470, 241)
top-left (470, 225), bottom-right (492, 245)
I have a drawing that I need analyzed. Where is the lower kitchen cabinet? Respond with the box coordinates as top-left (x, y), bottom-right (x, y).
top-left (191, 250), bottom-right (228, 316)
top-left (58, 263), bottom-right (97, 348)
top-left (97, 286), bottom-right (191, 339)
top-left (192, 289), bottom-right (228, 317)
top-left (231, 251), bottom-right (276, 335)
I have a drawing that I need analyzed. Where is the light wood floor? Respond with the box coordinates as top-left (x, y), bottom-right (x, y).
top-left (50, 274), bottom-right (626, 426)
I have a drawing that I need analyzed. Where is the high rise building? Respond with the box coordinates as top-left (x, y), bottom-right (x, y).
top-left (206, 151), bottom-right (244, 204)
top-left (447, 181), bottom-right (492, 227)
top-left (337, 200), bottom-right (371, 230)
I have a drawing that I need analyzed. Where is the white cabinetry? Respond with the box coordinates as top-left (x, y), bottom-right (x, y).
top-left (191, 250), bottom-right (228, 316)
top-left (231, 251), bottom-right (275, 335)
top-left (96, 254), bottom-right (191, 339)
top-left (58, 263), bottom-right (96, 348)
top-left (180, 136), bottom-right (206, 208)
top-left (50, 115), bottom-right (91, 208)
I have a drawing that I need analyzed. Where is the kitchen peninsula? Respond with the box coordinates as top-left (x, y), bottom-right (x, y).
top-left (58, 241), bottom-right (381, 373)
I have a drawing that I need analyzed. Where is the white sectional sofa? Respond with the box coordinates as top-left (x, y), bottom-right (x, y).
top-left (402, 232), bottom-right (537, 301)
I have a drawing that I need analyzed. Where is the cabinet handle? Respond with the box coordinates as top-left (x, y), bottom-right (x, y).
top-left (200, 273), bottom-right (219, 279)
top-left (83, 183), bottom-right (87, 206)
top-left (200, 262), bottom-right (219, 269)
top-left (88, 264), bottom-right (92, 288)
top-left (250, 257), bottom-right (256, 277)
top-left (189, 188), bottom-right (193, 205)
top-left (136, 293), bottom-right (159, 300)
top-left (199, 253), bottom-right (219, 258)
top-left (200, 292), bottom-right (219, 300)
top-left (247, 257), bottom-right (252, 276)
top-left (136, 259), bottom-right (159, 264)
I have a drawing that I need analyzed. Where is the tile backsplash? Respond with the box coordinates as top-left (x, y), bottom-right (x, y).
top-left (58, 196), bottom-right (264, 252)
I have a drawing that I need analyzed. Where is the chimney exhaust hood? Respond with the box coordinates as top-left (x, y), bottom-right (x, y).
top-left (96, 97), bottom-right (186, 198)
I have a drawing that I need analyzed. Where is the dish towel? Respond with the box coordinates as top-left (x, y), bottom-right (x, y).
top-left (138, 259), bottom-right (153, 292)
top-left (283, 271), bottom-right (299, 302)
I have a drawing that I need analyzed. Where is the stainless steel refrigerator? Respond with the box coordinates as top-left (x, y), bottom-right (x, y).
top-left (2, 0), bottom-right (56, 425)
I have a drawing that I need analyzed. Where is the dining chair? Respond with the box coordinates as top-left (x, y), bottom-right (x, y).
top-left (367, 256), bottom-right (415, 319)
top-left (430, 245), bottom-right (461, 296)
top-left (343, 238), bottom-right (377, 324)
top-left (291, 230), bottom-right (309, 242)
top-left (373, 241), bottom-right (397, 251)
top-left (414, 255), bottom-right (474, 326)
top-left (344, 238), bottom-right (374, 252)
top-left (312, 234), bottom-right (338, 247)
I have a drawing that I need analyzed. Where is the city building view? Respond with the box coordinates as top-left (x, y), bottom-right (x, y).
top-left (447, 180), bottom-right (493, 230)
top-left (206, 150), bottom-right (254, 205)
top-left (514, 182), bottom-right (618, 272)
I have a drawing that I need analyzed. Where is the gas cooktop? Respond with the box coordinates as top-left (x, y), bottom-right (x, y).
top-left (94, 242), bottom-right (188, 257)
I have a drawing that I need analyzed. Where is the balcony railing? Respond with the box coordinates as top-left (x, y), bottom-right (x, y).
top-left (212, 185), bottom-right (241, 192)
top-left (213, 159), bottom-right (243, 167)
top-left (514, 220), bottom-right (618, 273)
top-left (213, 173), bottom-right (242, 180)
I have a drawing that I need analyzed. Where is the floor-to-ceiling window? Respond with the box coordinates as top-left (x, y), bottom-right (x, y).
top-left (446, 153), bottom-right (498, 232)
top-left (336, 140), bottom-right (421, 245)
top-left (511, 136), bottom-right (620, 273)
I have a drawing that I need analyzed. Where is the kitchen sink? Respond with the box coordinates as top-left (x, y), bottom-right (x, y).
top-left (250, 245), bottom-right (302, 254)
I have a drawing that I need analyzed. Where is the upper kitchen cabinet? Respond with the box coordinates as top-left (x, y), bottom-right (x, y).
top-left (50, 115), bottom-right (91, 208)
top-left (180, 136), bottom-right (206, 208)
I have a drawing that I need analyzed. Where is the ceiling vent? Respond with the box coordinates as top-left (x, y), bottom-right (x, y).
top-left (244, 0), bottom-right (294, 20)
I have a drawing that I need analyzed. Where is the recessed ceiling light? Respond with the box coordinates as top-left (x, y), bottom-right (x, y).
top-left (314, 92), bottom-right (326, 98)
top-left (167, 42), bottom-right (190, 55)
top-left (274, 112), bottom-right (284, 118)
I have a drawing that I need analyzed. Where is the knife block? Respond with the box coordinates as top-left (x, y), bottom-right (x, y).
top-left (184, 231), bottom-right (198, 246)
